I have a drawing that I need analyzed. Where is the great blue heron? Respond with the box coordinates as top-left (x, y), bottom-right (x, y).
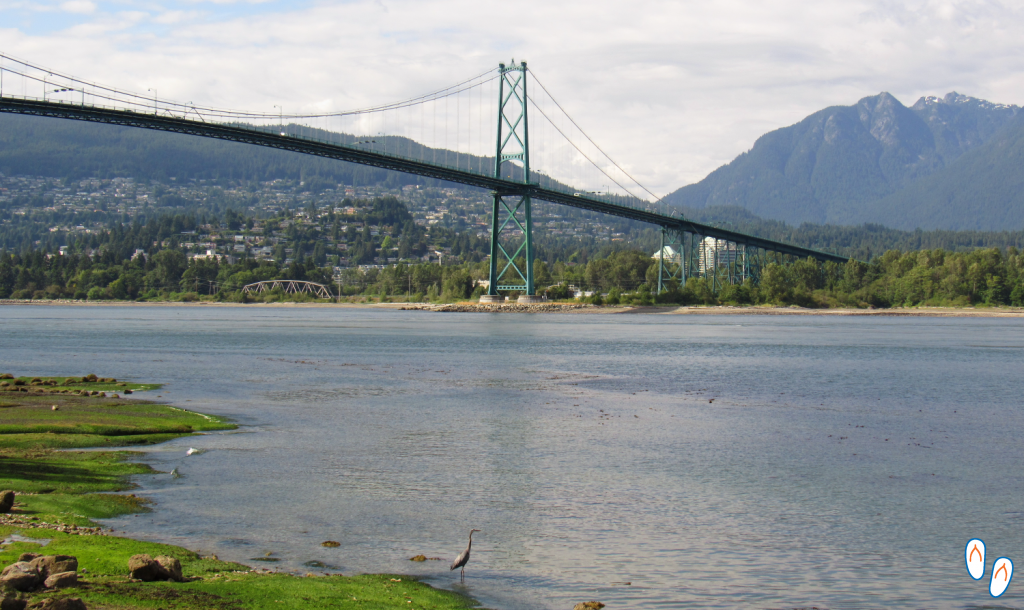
top-left (450, 529), bottom-right (480, 580)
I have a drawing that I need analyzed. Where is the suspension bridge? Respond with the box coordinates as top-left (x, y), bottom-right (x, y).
top-left (0, 54), bottom-right (848, 302)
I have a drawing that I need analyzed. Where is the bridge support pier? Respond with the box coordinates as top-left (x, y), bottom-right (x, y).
top-left (479, 294), bottom-right (506, 304)
top-left (517, 295), bottom-right (544, 304)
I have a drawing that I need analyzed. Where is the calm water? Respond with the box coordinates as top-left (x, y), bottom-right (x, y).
top-left (1, 305), bottom-right (1022, 609)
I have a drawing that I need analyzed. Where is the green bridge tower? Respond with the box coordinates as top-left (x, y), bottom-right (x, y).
top-left (481, 61), bottom-right (543, 304)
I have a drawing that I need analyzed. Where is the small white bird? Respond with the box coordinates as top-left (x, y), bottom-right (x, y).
top-left (170, 467), bottom-right (181, 478)
top-left (186, 447), bottom-right (198, 456)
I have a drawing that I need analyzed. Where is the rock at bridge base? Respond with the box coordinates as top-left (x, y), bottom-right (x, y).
top-left (572, 603), bottom-right (605, 610)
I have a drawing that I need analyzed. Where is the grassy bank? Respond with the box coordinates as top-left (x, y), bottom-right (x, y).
top-left (0, 376), bottom-right (480, 609)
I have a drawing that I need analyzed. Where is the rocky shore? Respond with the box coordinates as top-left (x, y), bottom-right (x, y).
top-left (1, 513), bottom-right (107, 537)
top-left (414, 302), bottom-right (599, 313)
top-left (4, 298), bottom-right (1024, 317)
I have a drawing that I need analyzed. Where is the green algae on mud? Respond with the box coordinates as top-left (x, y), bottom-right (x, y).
top-left (0, 528), bottom-right (480, 610)
top-left (0, 379), bottom-right (483, 610)
top-left (0, 385), bottom-right (233, 527)
top-left (0, 373), bottom-right (161, 395)
top-left (0, 389), bottom-right (231, 449)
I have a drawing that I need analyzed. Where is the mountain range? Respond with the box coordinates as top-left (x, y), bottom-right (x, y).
top-left (664, 92), bottom-right (1024, 231)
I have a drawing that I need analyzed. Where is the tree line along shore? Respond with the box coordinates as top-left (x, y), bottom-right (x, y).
top-left (2, 197), bottom-right (1024, 308)
top-left (0, 374), bottom-right (482, 610)
top-left (2, 243), bottom-right (1023, 309)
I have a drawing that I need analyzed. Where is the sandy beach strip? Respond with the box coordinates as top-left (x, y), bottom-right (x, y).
top-left (3, 298), bottom-right (1023, 317)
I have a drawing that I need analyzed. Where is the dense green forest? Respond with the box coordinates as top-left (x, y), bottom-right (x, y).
top-left (343, 245), bottom-right (1024, 308)
top-left (3, 212), bottom-right (1022, 308)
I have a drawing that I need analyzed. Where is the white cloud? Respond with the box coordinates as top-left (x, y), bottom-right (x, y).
top-left (152, 10), bottom-right (203, 25)
top-left (5, 0), bottom-right (1024, 196)
top-left (178, 0), bottom-right (275, 4)
top-left (59, 0), bottom-right (96, 14)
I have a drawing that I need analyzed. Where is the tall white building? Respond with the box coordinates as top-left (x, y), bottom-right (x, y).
top-left (698, 237), bottom-right (742, 274)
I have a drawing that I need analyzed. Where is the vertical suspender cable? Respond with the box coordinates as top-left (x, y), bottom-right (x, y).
top-left (454, 86), bottom-right (458, 169)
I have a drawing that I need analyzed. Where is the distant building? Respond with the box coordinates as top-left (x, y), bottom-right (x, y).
top-left (190, 249), bottom-right (220, 261)
top-left (698, 237), bottom-right (742, 273)
top-left (651, 246), bottom-right (681, 264)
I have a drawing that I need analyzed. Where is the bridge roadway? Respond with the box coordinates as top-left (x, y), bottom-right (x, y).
top-left (0, 97), bottom-right (849, 264)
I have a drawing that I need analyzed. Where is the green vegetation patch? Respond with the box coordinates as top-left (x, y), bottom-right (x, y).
top-left (0, 374), bottom-right (161, 393)
top-left (0, 431), bottom-right (190, 451)
top-left (0, 526), bottom-right (240, 581)
top-left (13, 492), bottom-right (151, 526)
top-left (0, 393), bottom-right (232, 442)
top-left (0, 447), bottom-right (154, 494)
top-left (0, 391), bottom-right (232, 525)
top-left (0, 528), bottom-right (480, 610)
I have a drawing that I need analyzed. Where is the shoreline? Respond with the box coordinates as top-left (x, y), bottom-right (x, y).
top-left (0, 376), bottom-right (482, 610)
top-left (3, 298), bottom-right (1023, 317)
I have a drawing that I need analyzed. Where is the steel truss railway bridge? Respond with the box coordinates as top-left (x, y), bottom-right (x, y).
top-left (242, 280), bottom-right (332, 299)
top-left (0, 57), bottom-right (848, 302)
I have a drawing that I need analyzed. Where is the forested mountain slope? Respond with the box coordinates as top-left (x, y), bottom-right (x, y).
top-left (851, 112), bottom-right (1024, 230)
top-left (0, 113), bottom-right (437, 188)
top-left (664, 92), bottom-right (1022, 230)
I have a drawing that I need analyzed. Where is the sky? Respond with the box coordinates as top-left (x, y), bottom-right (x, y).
top-left (1, 0), bottom-right (1023, 197)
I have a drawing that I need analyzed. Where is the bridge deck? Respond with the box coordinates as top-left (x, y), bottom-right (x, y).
top-left (0, 96), bottom-right (848, 264)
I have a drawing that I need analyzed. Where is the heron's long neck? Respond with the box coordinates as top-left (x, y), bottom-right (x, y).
top-left (468, 532), bottom-right (474, 548)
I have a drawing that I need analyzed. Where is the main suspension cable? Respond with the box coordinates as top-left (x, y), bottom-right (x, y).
top-left (0, 52), bottom-right (498, 120)
top-left (528, 68), bottom-right (663, 205)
